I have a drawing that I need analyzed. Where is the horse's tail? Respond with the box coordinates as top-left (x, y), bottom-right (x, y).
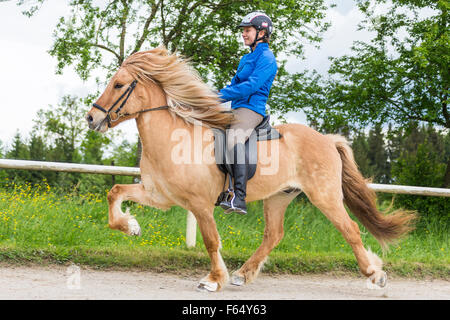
top-left (327, 134), bottom-right (417, 249)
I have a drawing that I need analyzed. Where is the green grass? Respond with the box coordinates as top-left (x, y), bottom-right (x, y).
top-left (0, 181), bottom-right (448, 278)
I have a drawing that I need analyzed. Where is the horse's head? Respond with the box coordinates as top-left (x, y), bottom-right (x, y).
top-left (86, 67), bottom-right (149, 133)
top-left (87, 47), bottom-right (234, 133)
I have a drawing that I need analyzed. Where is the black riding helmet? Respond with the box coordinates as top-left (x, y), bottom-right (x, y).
top-left (238, 12), bottom-right (273, 48)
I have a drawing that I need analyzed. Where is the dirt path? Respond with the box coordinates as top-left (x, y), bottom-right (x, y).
top-left (0, 264), bottom-right (448, 300)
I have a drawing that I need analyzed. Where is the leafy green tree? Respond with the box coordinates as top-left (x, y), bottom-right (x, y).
top-left (80, 130), bottom-right (111, 165)
top-left (444, 129), bottom-right (450, 186)
top-left (19, 0), bottom-right (332, 163)
top-left (28, 131), bottom-right (48, 183)
top-left (28, 131), bottom-right (47, 161)
top-left (7, 131), bottom-right (29, 160)
top-left (326, 0), bottom-right (448, 127)
top-left (77, 129), bottom-right (114, 193)
top-left (392, 137), bottom-right (448, 220)
top-left (30, 95), bottom-right (105, 188)
top-left (5, 131), bottom-right (32, 183)
top-left (386, 123), bottom-right (404, 164)
top-left (108, 139), bottom-right (139, 168)
top-left (351, 125), bottom-right (390, 184)
top-left (288, 0), bottom-right (449, 185)
top-left (367, 123), bottom-right (390, 183)
top-left (385, 122), bottom-right (448, 219)
top-left (351, 131), bottom-right (371, 178)
top-left (20, 0), bottom-right (330, 88)
top-left (33, 95), bottom-right (86, 163)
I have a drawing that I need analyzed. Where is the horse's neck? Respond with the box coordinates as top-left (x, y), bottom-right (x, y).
top-left (135, 84), bottom-right (209, 166)
top-left (136, 85), bottom-right (174, 157)
top-left (135, 108), bottom-right (194, 160)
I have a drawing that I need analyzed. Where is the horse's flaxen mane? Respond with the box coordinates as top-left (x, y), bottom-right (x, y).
top-left (122, 46), bottom-right (234, 129)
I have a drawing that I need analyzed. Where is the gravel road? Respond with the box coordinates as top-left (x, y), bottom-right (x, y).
top-left (0, 264), bottom-right (448, 300)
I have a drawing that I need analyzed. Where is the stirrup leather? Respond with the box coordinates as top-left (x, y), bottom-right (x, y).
top-left (215, 174), bottom-right (234, 209)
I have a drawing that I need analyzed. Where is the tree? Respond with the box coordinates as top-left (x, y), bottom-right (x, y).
top-left (289, 0), bottom-right (449, 186)
top-left (7, 131), bottom-right (29, 160)
top-left (28, 131), bottom-right (47, 161)
top-left (20, 0), bottom-right (330, 87)
top-left (33, 95), bottom-right (86, 163)
top-left (80, 130), bottom-right (111, 165)
top-left (5, 131), bottom-right (32, 183)
top-left (31, 95), bottom-right (118, 188)
top-left (105, 138), bottom-right (140, 185)
top-left (19, 0), bottom-right (332, 163)
top-left (384, 122), bottom-right (448, 219)
top-left (351, 131), bottom-right (371, 178)
top-left (392, 135), bottom-right (448, 220)
top-left (367, 123), bottom-right (390, 183)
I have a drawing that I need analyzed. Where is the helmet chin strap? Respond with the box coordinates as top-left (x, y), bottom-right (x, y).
top-left (250, 29), bottom-right (267, 49)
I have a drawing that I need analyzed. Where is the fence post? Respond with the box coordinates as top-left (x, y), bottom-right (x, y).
top-left (186, 211), bottom-right (197, 248)
top-left (111, 160), bottom-right (115, 185)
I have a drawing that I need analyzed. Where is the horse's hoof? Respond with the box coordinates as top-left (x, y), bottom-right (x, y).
top-left (377, 271), bottom-right (387, 288)
top-left (367, 271), bottom-right (387, 289)
top-left (230, 273), bottom-right (245, 286)
top-left (197, 281), bottom-right (218, 292)
top-left (127, 218), bottom-right (141, 236)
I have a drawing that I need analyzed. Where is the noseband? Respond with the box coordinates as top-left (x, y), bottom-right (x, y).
top-left (92, 80), bottom-right (169, 127)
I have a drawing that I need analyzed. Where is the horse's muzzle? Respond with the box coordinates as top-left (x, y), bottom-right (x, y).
top-left (86, 112), bottom-right (108, 132)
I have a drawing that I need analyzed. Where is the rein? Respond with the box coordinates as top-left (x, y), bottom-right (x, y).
top-left (92, 80), bottom-right (169, 127)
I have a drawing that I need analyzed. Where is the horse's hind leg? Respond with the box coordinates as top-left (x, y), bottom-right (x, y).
top-left (306, 190), bottom-right (387, 288)
top-left (231, 192), bottom-right (298, 286)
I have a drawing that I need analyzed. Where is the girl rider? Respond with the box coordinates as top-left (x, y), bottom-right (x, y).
top-left (218, 12), bottom-right (277, 215)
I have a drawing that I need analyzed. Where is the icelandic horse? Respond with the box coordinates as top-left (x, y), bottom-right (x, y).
top-left (86, 47), bottom-right (415, 292)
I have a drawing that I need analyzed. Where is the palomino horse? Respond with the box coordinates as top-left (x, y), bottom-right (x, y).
top-left (86, 47), bottom-right (415, 292)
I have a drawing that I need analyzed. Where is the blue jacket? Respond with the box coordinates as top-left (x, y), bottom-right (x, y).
top-left (218, 43), bottom-right (277, 117)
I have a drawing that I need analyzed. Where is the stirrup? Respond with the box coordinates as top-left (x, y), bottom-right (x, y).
top-left (215, 189), bottom-right (234, 211)
top-left (224, 205), bottom-right (247, 215)
top-left (215, 174), bottom-right (235, 212)
top-left (224, 196), bottom-right (247, 215)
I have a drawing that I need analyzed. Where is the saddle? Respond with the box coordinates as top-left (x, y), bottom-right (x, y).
top-left (212, 115), bottom-right (282, 180)
top-left (212, 115), bottom-right (282, 207)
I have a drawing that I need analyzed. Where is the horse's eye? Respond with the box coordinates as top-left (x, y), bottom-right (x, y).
top-left (114, 83), bottom-right (124, 89)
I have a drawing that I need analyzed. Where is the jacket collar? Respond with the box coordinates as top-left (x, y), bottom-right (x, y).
top-left (250, 42), bottom-right (269, 53)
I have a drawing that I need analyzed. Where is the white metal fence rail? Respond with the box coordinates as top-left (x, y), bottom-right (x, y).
top-left (1, 159), bottom-right (449, 248)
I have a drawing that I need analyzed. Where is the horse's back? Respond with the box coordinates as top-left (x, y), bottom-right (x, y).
top-left (247, 122), bottom-right (344, 201)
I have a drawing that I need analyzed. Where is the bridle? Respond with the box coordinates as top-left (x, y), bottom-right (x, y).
top-left (92, 79), bottom-right (169, 128)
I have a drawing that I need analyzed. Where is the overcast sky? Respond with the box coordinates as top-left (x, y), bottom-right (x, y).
top-left (0, 1), bottom-right (368, 148)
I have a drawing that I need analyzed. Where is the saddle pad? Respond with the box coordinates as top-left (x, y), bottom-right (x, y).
top-left (212, 115), bottom-right (282, 180)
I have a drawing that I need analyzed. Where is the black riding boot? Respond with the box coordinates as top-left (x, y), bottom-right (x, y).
top-left (227, 164), bottom-right (248, 214)
top-left (226, 143), bottom-right (248, 215)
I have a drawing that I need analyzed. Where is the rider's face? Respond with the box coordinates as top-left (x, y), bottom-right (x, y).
top-left (242, 26), bottom-right (257, 46)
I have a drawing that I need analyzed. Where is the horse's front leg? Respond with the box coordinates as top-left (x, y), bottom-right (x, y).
top-left (107, 183), bottom-right (169, 235)
top-left (189, 205), bottom-right (229, 292)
